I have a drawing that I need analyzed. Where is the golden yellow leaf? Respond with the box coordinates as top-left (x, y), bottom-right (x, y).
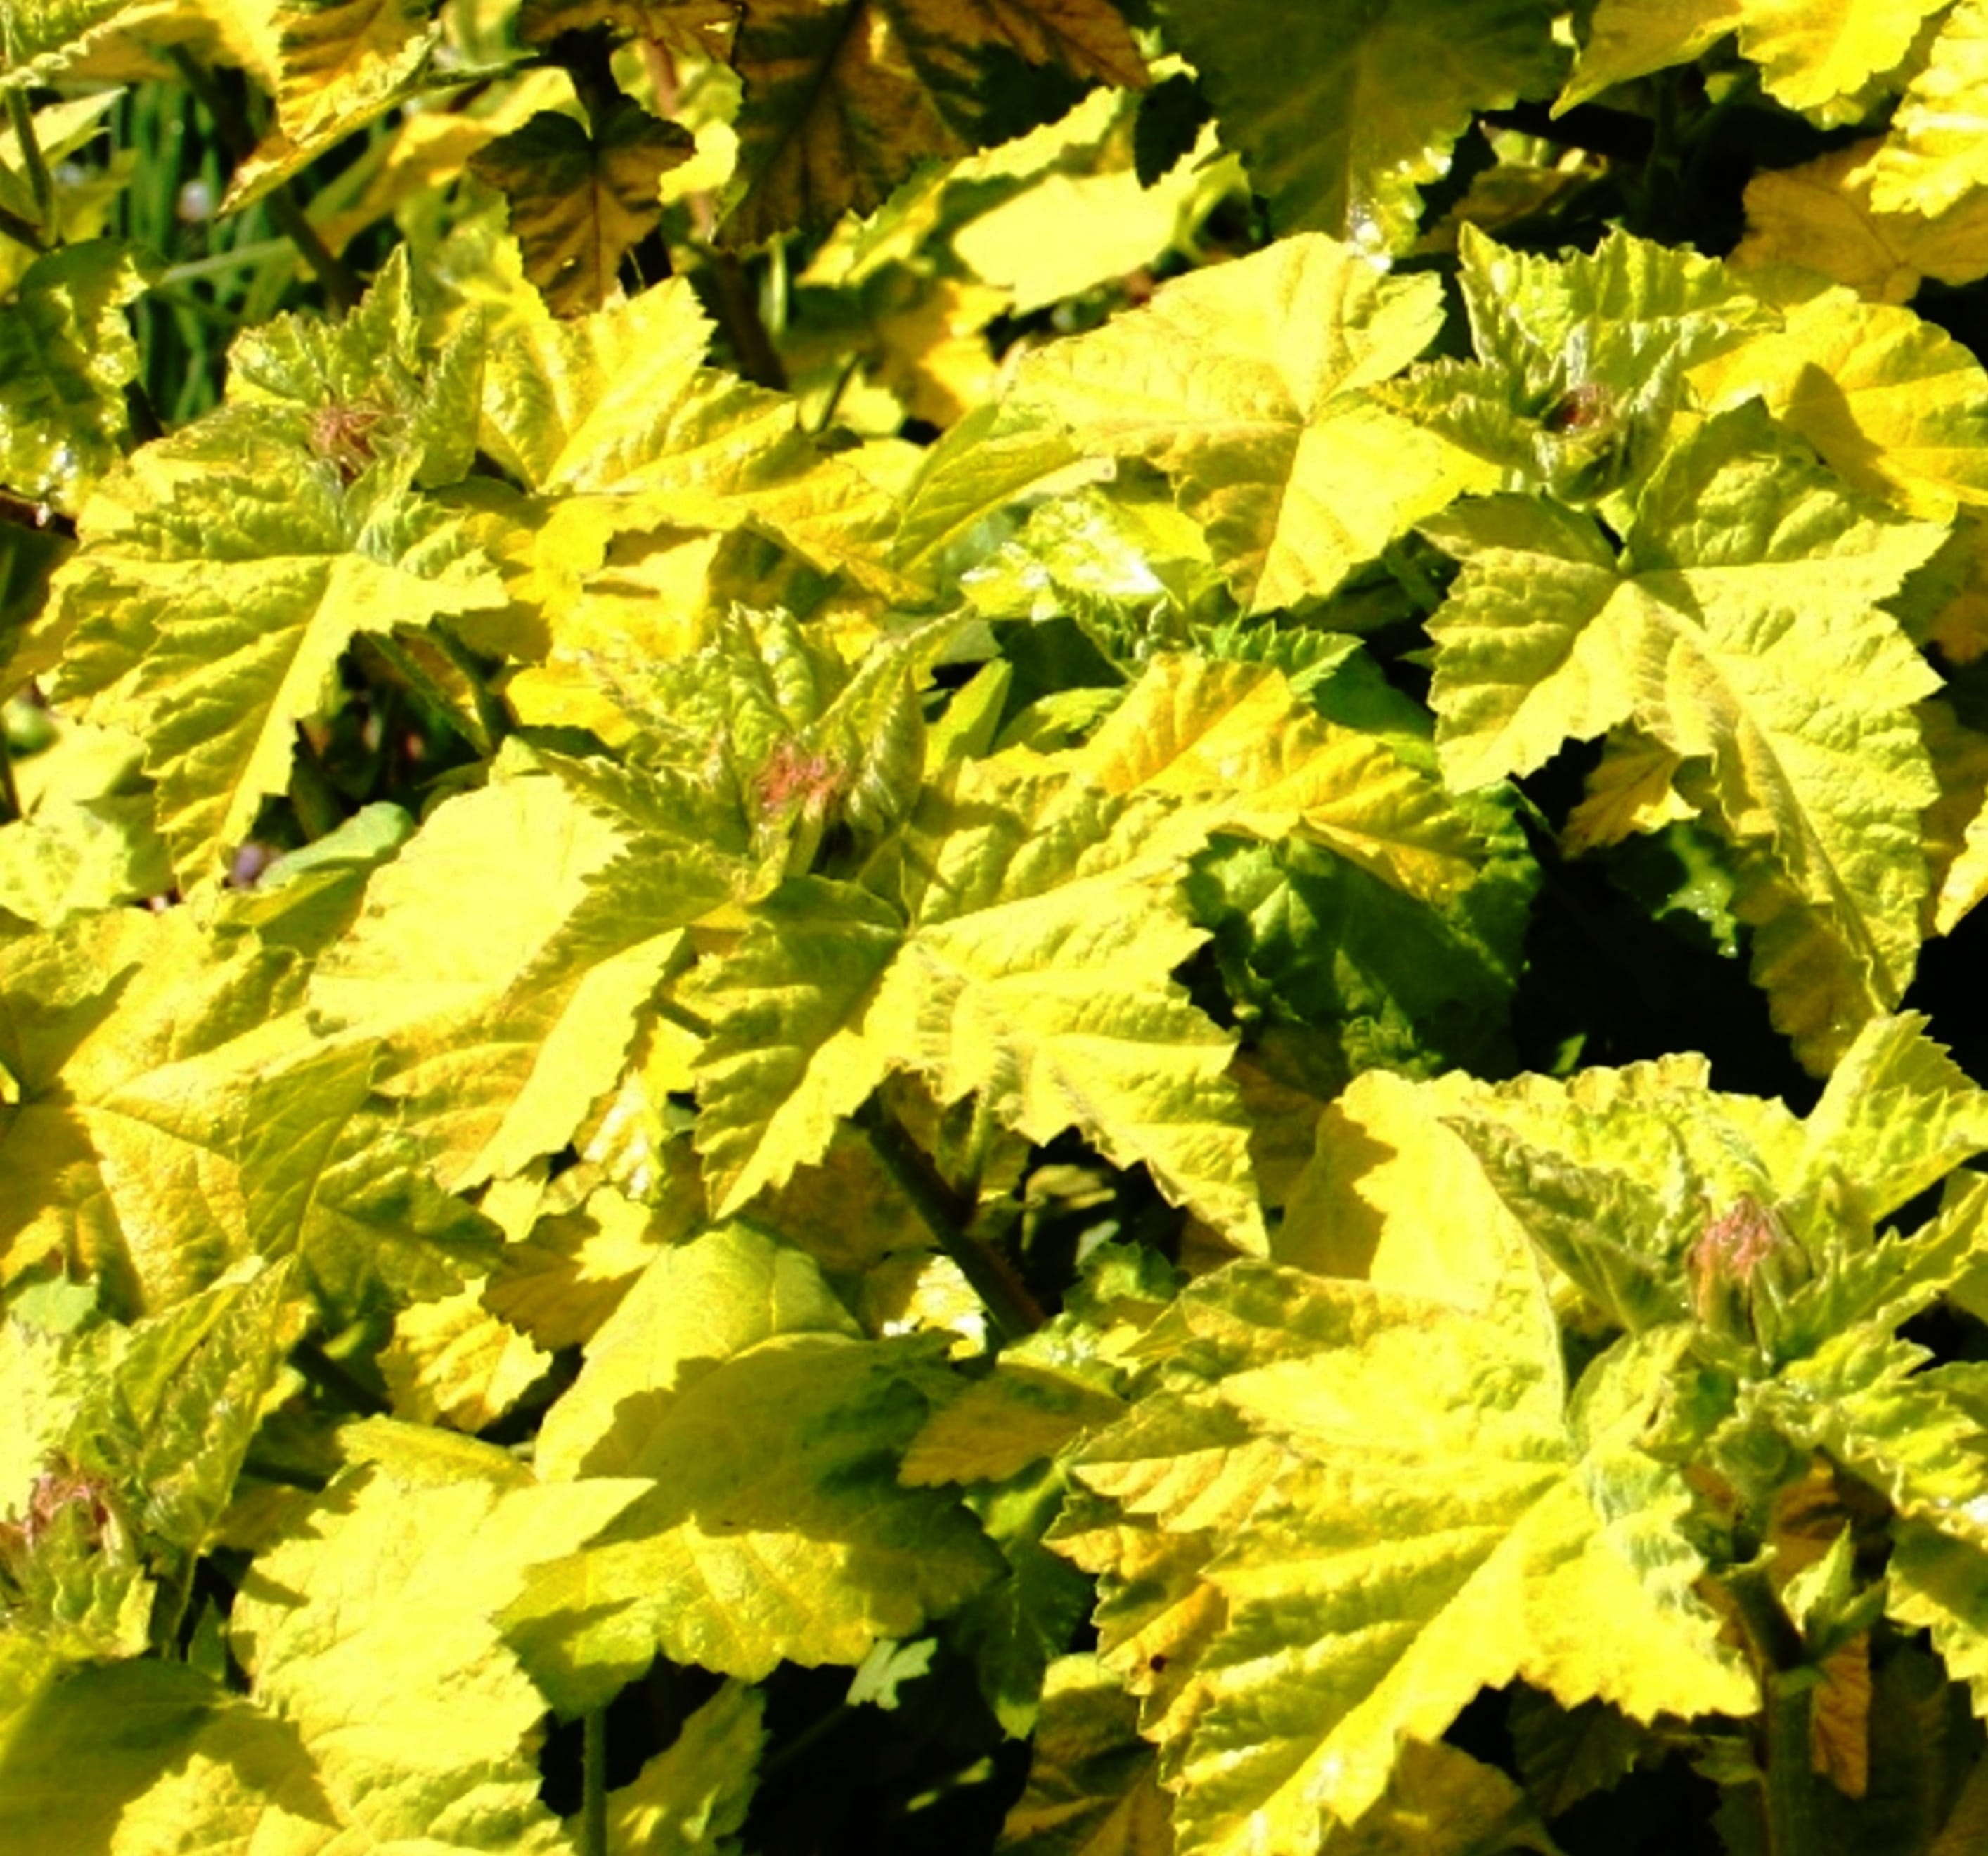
top-left (1563, 730), bottom-right (1696, 855)
top-left (1736, 137), bottom-right (1988, 302)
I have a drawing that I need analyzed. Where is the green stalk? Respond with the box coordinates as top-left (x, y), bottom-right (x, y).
top-left (5, 89), bottom-right (56, 241)
top-left (581, 1707), bottom-right (609, 1856)
top-left (858, 1098), bottom-right (1045, 1341)
top-left (1724, 1561), bottom-right (1825, 1856)
top-left (0, 720), bottom-right (19, 826)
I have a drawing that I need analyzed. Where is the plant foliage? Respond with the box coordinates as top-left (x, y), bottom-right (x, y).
top-left (18, 3), bottom-right (1988, 1854)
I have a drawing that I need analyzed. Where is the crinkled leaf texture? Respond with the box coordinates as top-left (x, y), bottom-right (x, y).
top-left (0, 1445), bottom-right (645, 1852)
top-left (686, 731), bottom-right (1270, 1249)
top-left (1422, 403), bottom-right (1943, 1069)
top-left (502, 1223), bottom-right (1004, 1701)
top-left (1051, 1238), bottom-right (1753, 1855)
top-left (1016, 235), bottom-right (1487, 614)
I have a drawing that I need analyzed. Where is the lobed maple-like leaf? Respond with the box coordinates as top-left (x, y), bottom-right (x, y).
top-left (1863, 0), bottom-right (1988, 217)
top-left (1054, 1263), bottom-right (1753, 1855)
top-left (1156, 0), bottom-right (1564, 257)
top-left (1734, 138), bottom-right (1988, 302)
top-left (503, 1223), bottom-right (1002, 1696)
top-left (720, 0), bottom-right (1148, 248)
top-left (1422, 404), bottom-right (1944, 1068)
top-left (1016, 235), bottom-right (1485, 614)
top-left (35, 259), bottom-right (512, 889)
top-left (1564, 0), bottom-right (1947, 122)
top-left (0, 910), bottom-right (308, 1313)
top-left (470, 103), bottom-right (695, 318)
top-left (480, 276), bottom-right (909, 594)
top-left (688, 744), bottom-right (1268, 1246)
top-left (1691, 276), bottom-right (1988, 522)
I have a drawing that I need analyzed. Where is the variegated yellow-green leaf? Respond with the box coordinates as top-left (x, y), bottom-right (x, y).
top-left (1057, 1266), bottom-right (1754, 1855)
top-left (584, 1679), bottom-right (766, 1856)
top-left (1423, 405), bottom-right (1944, 1067)
top-left (39, 378), bottom-right (510, 884)
top-left (0, 0), bottom-right (174, 90)
top-left (219, 0), bottom-right (456, 213)
top-left (503, 1224), bottom-right (1002, 1696)
top-left (1863, 0), bottom-right (1988, 217)
top-left (0, 241), bottom-right (153, 517)
top-left (1566, 0), bottom-right (1944, 122)
top-left (1155, 0), bottom-right (1563, 257)
top-left (309, 747), bottom-right (736, 1192)
top-left (998, 1653), bottom-right (1175, 1856)
top-left (1016, 235), bottom-right (1485, 614)
top-left (480, 276), bottom-right (908, 592)
top-left (721, 0), bottom-right (1148, 248)
top-left (1073, 652), bottom-right (1483, 904)
top-left (470, 102), bottom-right (694, 318)
top-left (1558, 0), bottom-right (1739, 110)
top-left (689, 751), bottom-right (1269, 1247)
top-left (240, 1036), bottom-right (505, 1320)
top-left (0, 910), bottom-right (306, 1313)
top-left (1692, 277), bottom-right (1988, 522)
top-left (1385, 226), bottom-right (1776, 503)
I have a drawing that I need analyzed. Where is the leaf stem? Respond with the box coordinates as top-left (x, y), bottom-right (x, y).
top-left (162, 47), bottom-right (361, 313)
top-left (581, 1706), bottom-right (609, 1856)
top-left (6, 90), bottom-right (57, 243)
top-left (1724, 1560), bottom-right (1824, 1856)
top-left (702, 249), bottom-right (788, 390)
top-left (858, 1098), bottom-right (1045, 1341)
top-left (0, 719), bottom-right (19, 826)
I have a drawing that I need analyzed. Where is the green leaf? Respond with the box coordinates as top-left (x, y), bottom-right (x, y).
top-left (721, 0), bottom-right (1149, 247)
top-left (1016, 235), bottom-right (1485, 614)
top-left (470, 102), bottom-right (695, 318)
top-left (1154, 0), bottom-right (1565, 257)
top-left (224, 243), bottom-right (485, 491)
top-left (0, 241), bottom-right (153, 517)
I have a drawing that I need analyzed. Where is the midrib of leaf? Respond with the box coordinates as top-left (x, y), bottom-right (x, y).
top-left (744, 0), bottom-right (873, 212)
